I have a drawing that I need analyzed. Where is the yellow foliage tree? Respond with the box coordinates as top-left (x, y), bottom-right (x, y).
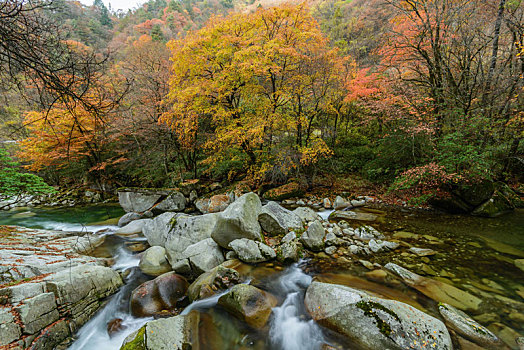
top-left (162, 3), bottom-right (349, 184)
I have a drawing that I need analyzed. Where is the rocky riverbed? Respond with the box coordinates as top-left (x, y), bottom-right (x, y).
top-left (0, 188), bottom-right (523, 350)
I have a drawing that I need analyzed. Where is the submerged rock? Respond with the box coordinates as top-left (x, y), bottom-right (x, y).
top-left (438, 303), bottom-right (504, 349)
top-left (217, 284), bottom-right (277, 329)
top-left (139, 246), bottom-right (172, 276)
top-left (409, 247), bottom-right (437, 256)
top-left (121, 310), bottom-right (200, 350)
top-left (107, 318), bottom-right (126, 337)
top-left (304, 281), bottom-right (453, 350)
top-left (211, 192), bottom-right (263, 248)
top-left (329, 210), bottom-right (378, 222)
top-left (130, 272), bottom-right (188, 317)
top-left (228, 238), bottom-right (276, 263)
top-left (385, 263), bottom-right (482, 311)
top-left (258, 201), bottom-right (303, 235)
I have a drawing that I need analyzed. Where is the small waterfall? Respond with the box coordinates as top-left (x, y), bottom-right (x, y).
top-left (68, 245), bottom-right (151, 350)
top-left (269, 264), bottom-right (325, 350)
top-left (318, 209), bottom-right (334, 221)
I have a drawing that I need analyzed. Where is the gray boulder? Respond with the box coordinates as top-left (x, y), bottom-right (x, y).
top-left (228, 238), bottom-right (276, 263)
top-left (115, 219), bottom-right (151, 236)
top-left (121, 311), bottom-right (199, 350)
top-left (118, 212), bottom-right (142, 227)
top-left (305, 281), bottom-right (453, 350)
top-left (164, 213), bottom-right (219, 260)
top-left (281, 231), bottom-right (297, 244)
top-left (353, 225), bottom-right (384, 240)
top-left (154, 191), bottom-right (186, 212)
top-left (211, 193), bottom-right (263, 248)
top-left (142, 212), bottom-right (180, 247)
top-left (139, 246), bottom-right (172, 276)
top-left (258, 201), bottom-right (303, 235)
top-left (277, 241), bottom-right (301, 263)
top-left (118, 190), bottom-right (162, 213)
top-left (300, 220), bottom-right (325, 251)
top-left (333, 196), bottom-right (350, 210)
top-left (293, 207), bottom-right (321, 223)
top-left (72, 234), bottom-right (105, 255)
top-left (170, 238), bottom-right (224, 275)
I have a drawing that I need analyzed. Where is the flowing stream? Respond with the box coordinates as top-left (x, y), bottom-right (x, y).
top-left (1, 204), bottom-right (523, 349)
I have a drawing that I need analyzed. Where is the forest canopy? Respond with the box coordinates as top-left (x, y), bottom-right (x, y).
top-left (0, 0), bottom-right (522, 204)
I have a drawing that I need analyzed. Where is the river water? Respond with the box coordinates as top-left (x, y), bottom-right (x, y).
top-left (0, 204), bottom-right (523, 349)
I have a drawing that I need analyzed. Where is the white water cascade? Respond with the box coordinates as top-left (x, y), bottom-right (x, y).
top-left (269, 264), bottom-right (326, 350)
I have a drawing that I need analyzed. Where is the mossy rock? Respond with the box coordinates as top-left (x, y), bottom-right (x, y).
top-left (121, 326), bottom-right (146, 350)
top-left (262, 182), bottom-right (305, 201)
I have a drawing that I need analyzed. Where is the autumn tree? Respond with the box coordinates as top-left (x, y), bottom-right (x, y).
top-left (162, 4), bottom-right (349, 185)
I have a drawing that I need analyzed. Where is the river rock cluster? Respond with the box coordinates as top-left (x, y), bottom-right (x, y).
top-left (114, 189), bottom-right (522, 350)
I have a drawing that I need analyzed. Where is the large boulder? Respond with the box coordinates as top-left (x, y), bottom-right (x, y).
top-left (130, 272), bottom-right (188, 318)
top-left (187, 261), bottom-right (241, 301)
top-left (121, 311), bottom-right (199, 350)
top-left (139, 246), bottom-right (172, 276)
top-left (217, 284), bottom-right (277, 329)
top-left (118, 190), bottom-right (163, 213)
top-left (438, 303), bottom-right (505, 349)
top-left (471, 189), bottom-right (515, 217)
top-left (170, 238), bottom-right (225, 276)
top-left (385, 263), bottom-right (482, 311)
top-left (304, 281), bottom-right (453, 350)
top-left (211, 192), bottom-right (263, 248)
top-left (154, 191), bottom-right (186, 212)
top-left (164, 213), bottom-right (219, 260)
top-left (258, 201), bottom-right (303, 236)
top-left (142, 212), bottom-right (179, 247)
top-left (300, 220), bottom-right (325, 251)
top-left (228, 238), bottom-right (276, 263)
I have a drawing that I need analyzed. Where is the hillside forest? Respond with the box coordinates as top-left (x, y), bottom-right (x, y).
top-left (1, 0), bottom-right (523, 206)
